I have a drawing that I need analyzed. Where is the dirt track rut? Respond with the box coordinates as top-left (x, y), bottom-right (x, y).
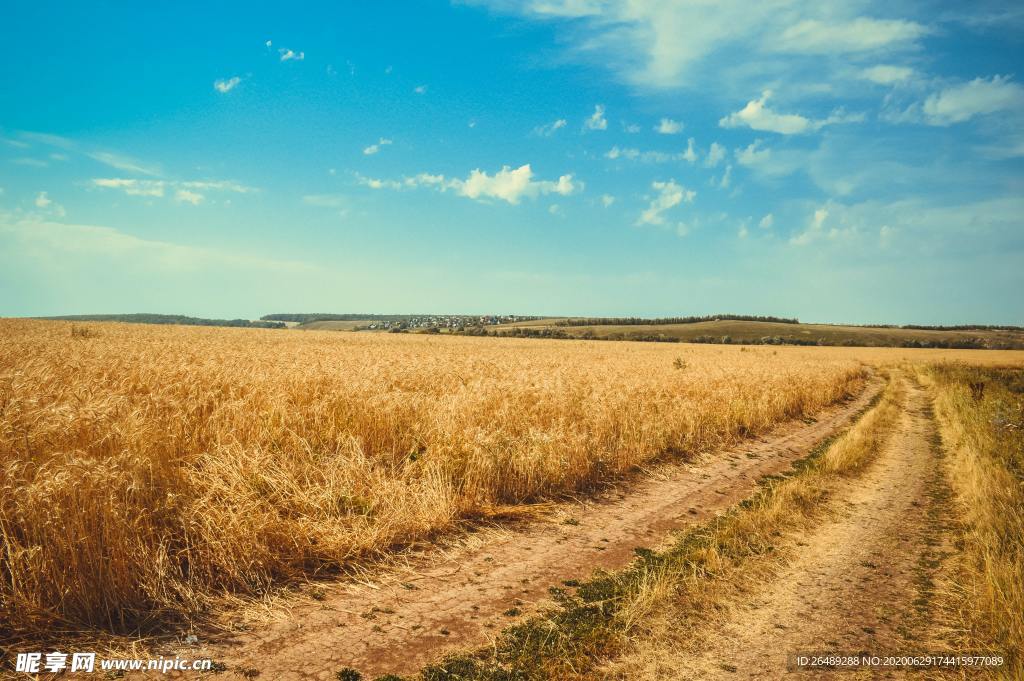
top-left (172, 380), bottom-right (881, 680)
top-left (677, 378), bottom-right (951, 680)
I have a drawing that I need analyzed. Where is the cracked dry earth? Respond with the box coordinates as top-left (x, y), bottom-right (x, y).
top-left (165, 378), bottom-right (881, 680)
top-left (676, 378), bottom-right (953, 680)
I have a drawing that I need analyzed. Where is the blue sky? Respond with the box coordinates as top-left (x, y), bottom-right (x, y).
top-left (1, 1), bottom-right (1022, 324)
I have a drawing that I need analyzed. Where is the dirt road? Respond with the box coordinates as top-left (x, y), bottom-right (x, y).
top-left (168, 380), bottom-right (880, 680)
top-left (675, 378), bottom-right (952, 680)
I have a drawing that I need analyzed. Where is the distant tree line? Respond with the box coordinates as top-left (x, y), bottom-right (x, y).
top-left (555, 314), bottom-right (800, 327)
top-left (457, 326), bottom-right (1012, 349)
top-left (41, 314), bottom-right (285, 329)
top-left (262, 313), bottom-right (418, 323)
top-left (860, 323), bottom-right (1019, 329)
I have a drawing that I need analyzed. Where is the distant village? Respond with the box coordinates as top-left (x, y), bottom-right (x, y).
top-left (364, 315), bottom-right (525, 331)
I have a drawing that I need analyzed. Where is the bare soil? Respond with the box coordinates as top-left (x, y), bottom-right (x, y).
top-left (160, 380), bottom-right (881, 680)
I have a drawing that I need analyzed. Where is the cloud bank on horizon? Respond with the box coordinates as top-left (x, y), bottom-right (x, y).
top-left (0, 1), bottom-right (1021, 324)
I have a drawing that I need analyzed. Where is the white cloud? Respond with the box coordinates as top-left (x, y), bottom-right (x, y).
top-left (92, 178), bottom-right (165, 197)
top-left (214, 76), bottom-right (241, 93)
top-left (921, 75), bottom-right (1024, 125)
top-left (759, 213), bottom-right (774, 229)
top-left (534, 118), bottom-right (568, 136)
top-left (460, 165), bottom-right (578, 203)
top-left (302, 194), bottom-right (350, 217)
top-left (476, 3), bottom-right (927, 91)
top-left (790, 206), bottom-right (830, 245)
top-left (775, 18), bottom-right (928, 54)
top-left (363, 138), bottom-right (393, 155)
top-left (716, 164), bottom-right (733, 189)
top-left (584, 104), bottom-right (607, 130)
top-left (637, 180), bottom-right (695, 226)
top-left (601, 194), bottom-right (615, 207)
top-left (19, 131), bottom-right (75, 149)
top-left (656, 117), bottom-right (683, 134)
top-left (302, 194), bottom-right (347, 208)
top-left (606, 146), bottom-right (673, 162)
top-left (359, 164), bottom-right (581, 205)
top-left (719, 91), bottom-right (816, 134)
top-left (735, 140), bottom-right (771, 167)
top-left (879, 224), bottom-right (895, 247)
top-left (733, 140), bottom-right (818, 180)
top-left (623, 122), bottom-right (641, 133)
top-left (178, 180), bottom-right (255, 193)
top-left (31, 191), bottom-right (65, 217)
top-left (414, 84), bottom-right (428, 94)
top-left (705, 141), bottom-right (726, 167)
top-left (92, 178), bottom-right (254, 200)
top-left (859, 65), bottom-right (915, 85)
top-left (682, 138), bottom-right (697, 163)
top-left (720, 90), bottom-right (862, 134)
top-left (87, 151), bottom-right (161, 176)
top-left (174, 189), bottom-right (204, 205)
top-left (279, 48), bottom-right (305, 62)
top-left (265, 40), bottom-right (272, 48)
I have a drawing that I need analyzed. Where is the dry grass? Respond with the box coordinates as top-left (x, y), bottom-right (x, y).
top-left (0, 319), bottom-right (870, 643)
top-left (925, 364), bottom-right (1024, 678)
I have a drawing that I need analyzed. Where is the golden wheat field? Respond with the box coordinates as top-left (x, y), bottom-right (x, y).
top-left (1, 319), bottom-right (1021, 644)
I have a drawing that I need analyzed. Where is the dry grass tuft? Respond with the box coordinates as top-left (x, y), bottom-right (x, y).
top-left (926, 363), bottom-right (1024, 677)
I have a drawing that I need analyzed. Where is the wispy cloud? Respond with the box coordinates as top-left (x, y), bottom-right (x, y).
top-left (279, 48), bottom-right (305, 62)
top-left (302, 194), bottom-right (348, 208)
top-left (213, 76), bottom-right (242, 93)
top-left (19, 131), bottom-right (75, 149)
top-left (1, 216), bottom-right (315, 273)
top-left (534, 118), bottom-right (568, 136)
top-left (362, 138), bottom-right (393, 155)
top-left (605, 146), bottom-right (685, 163)
top-left (174, 189), bottom-right (204, 205)
top-left (859, 65), bottom-right (915, 85)
top-left (774, 18), bottom-right (928, 54)
top-left (91, 178), bottom-right (255, 200)
top-left (413, 84), bottom-right (428, 94)
top-left (88, 151), bottom-right (161, 176)
top-left (921, 75), bottom-right (1024, 125)
top-left (475, 2), bottom-right (927, 90)
top-left (32, 191), bottom-right (66, 217)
